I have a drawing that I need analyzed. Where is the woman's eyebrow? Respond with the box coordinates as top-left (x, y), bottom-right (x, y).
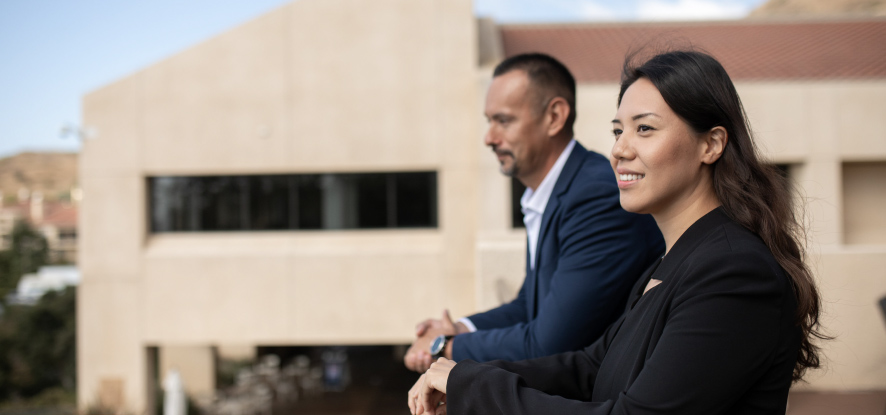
top-left (632, 112), bottom-right (660, 121)
top-left (613, 112), bottom-right (661, 124)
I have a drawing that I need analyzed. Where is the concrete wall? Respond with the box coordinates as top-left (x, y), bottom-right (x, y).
top-left (803, 249), bottom-right (886, 390)
top-left (79, 0), bottom-right (477, 412)
top-left (159, 346), bottom-right (215, 401)
top-left (743, 82), bottom-right (886, 390)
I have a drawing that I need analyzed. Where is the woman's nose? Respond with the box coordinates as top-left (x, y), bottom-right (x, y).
top-left (611, 136), bottom-right (631, 160)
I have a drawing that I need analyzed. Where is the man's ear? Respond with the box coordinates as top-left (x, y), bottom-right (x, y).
top-left (701, 126), bottom-right (727, 165)
top-left (545, 96), bottom-right (570, 137)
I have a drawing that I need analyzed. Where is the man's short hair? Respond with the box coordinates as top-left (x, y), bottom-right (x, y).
top-left (493, 53), bottom-right (577, 130)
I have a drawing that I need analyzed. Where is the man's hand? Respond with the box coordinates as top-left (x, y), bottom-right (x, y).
top-left (415, 317), bottom-right (444, 338)
top-left (404, 333), bottom-right (435, 372)
top-left (405, 310), bottom-right (463, 372)
top-left (415, 309), bottom-right (470, 337)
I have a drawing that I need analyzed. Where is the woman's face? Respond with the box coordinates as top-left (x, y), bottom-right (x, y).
top-left (610, 78), bottom-right (714, 217)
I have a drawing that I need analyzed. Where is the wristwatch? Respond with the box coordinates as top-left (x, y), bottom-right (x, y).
top-left (429, 334), bottom-right (454, 359)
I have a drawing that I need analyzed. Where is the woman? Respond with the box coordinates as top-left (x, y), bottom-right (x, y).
top-left (408, 50), bottom-right (825, 415)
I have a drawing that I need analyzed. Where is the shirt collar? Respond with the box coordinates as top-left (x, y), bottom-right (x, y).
top-left (520, 139), bottom-right (577, 215)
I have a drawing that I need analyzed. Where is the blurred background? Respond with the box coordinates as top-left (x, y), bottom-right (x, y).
top-left (1, 0), bottom-right (885, 414)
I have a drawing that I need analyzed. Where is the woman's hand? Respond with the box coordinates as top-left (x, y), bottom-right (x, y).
top-left (408, 358), bottom-right (456, 415)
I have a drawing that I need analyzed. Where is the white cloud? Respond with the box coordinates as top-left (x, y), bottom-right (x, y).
top-left (637, 0), bottom-right (751, 21)
top-left (577, 1), bottom-right (621, 21)
top-left (475, 0), bottom-right (757, 23)
top-left (475, 0), bottom-right (623, 23)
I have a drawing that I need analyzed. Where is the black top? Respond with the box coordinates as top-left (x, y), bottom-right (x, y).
top-left (448, 208), bottom-right (801, 415)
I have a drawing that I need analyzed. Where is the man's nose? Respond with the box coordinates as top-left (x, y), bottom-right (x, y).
top-left (484, 128), bottom-right (497, 147)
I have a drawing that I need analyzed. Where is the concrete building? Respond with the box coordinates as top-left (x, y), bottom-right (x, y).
top-left (0, 195), bottom-right (78, 263)
top-left (78, 0), bottom-right (886, 412)
top-left (0, 152), bottom-right (80, 261)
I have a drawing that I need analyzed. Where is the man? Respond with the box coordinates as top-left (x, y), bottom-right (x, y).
top-left (404, 53), bottom-right (664, 372)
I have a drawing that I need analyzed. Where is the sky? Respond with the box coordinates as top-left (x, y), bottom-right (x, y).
top-left (0, 0), bottom-right (766, 158)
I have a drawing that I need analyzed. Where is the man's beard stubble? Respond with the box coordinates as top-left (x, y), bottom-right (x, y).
top-left (494, 148), bottom-right (518, 177)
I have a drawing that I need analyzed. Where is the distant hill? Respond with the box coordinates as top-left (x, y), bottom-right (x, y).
top-left (750, 0), bottom-right (886, 17)
top-left (0, 152), bottom-right (78, 202)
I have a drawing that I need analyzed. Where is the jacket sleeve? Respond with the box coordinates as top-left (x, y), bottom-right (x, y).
top-left (458, 306), bottom-right (621, 397)
top-left (451, 174), bottom-right (662, 362)
top-left (463, 274), bottom-right (530, 331)
top-left (446, 250), bottom-right (797, 415)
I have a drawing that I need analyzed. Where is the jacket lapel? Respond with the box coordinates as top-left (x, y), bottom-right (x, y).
top-left (527, 142), bottom-right (589, 317)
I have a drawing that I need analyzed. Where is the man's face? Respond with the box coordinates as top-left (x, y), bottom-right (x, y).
top-left (483, 70), bottom-right (549, 181)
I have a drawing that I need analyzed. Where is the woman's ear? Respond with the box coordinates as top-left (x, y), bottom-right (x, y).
top-left (701, 126), bottom-right (727, 165)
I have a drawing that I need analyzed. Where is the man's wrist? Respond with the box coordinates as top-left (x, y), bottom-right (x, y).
top-left (430, 334), bottom-right (454, 358)
top-left (444, 335), bottom-right (455, 359)
top-left (457, 317), bottom-right (477, 333)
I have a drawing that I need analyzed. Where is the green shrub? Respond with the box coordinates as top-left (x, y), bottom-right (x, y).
top-left (0, 287), bottom-right (76, 403)
top-left (0, 221), bottom-right (49, 302)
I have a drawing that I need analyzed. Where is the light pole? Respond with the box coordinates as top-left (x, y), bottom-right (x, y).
top-left (59, 123), bottom-right (97, 141)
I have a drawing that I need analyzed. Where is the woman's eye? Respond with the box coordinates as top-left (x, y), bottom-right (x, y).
top-left (612, 129), bottom-right (623, 138)
top-left (638, 125), bottom-right (654, 133)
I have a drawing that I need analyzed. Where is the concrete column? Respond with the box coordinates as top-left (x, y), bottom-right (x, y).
top-left (799, 86), bottom-right (843, 247)
top-left (794, 159), bottom-right (842, 247)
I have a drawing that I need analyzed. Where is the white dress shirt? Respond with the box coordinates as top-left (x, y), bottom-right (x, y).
top-left (459, 139), bottom-right (577, 333)
top-left (521, 139), bottom-right (576, 270)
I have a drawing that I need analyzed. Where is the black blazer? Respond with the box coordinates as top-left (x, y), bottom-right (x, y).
top-left (449, 208), bottom-right (801, 415)
top-left (452, 142), bottom-right (663, 362)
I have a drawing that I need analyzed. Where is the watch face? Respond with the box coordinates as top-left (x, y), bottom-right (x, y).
top-left (430, 335), bottom-right (445, 356)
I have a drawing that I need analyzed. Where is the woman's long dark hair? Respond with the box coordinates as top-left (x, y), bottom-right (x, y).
top-left (617, 50), bottom-right (826, 382)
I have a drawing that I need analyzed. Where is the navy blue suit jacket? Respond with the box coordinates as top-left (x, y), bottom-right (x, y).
top-left (452, 142), bottom-right (664, 362)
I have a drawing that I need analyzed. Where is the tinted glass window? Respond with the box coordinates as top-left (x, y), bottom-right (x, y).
top-left (511, 178), bottom-right (526, 228)
top-left (149, 172), bottom-right (437, 232)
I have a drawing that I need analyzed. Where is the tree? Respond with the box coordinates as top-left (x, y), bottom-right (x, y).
top-left (0, 286), bottom-right (76, 402)
top-left (0, 221), bottom-right (49, 302)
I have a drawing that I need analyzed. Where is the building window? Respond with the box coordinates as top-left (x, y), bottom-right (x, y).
top-left (842, 161), bottom-right (886, 245)
top-left (773, 164), bottom-right (791, 179)
top-left (511, 178), bottom-right (526, 228)
top-left (58, 229), bottom-right (77, 241)
top-left (149, 172), bottom-right (437, 232)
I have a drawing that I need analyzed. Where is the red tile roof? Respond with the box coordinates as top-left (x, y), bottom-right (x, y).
top-left (1, 201), bottom-right (77, 228)
top-left (499, 19), bottom-right (886, 82)
top-left (41, 204), bottom-right (77, 228)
